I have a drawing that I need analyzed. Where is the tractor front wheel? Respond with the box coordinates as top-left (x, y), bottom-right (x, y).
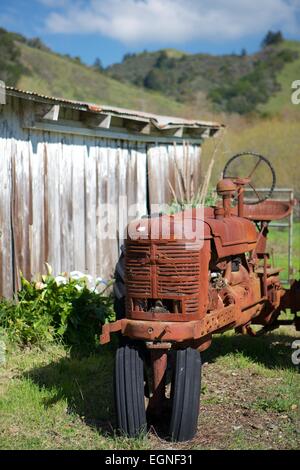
top-left (114, 345), bottom-right (202, 441)
top-left (114, 344), bottom-right (147, 437)
top-left (170, 348), bottom-right (202, 442)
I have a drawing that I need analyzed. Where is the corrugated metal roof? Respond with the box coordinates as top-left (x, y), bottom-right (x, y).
top-left (4, 86), bottom-right (223, 135)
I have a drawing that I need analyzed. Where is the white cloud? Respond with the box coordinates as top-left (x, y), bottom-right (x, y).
top-left (41, 0), bottom-right (300, 44)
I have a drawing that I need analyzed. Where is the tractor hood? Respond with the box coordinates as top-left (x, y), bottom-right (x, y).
top-left (126, 207), bottom-right (258, 257)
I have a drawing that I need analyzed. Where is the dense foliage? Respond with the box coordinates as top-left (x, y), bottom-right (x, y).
top-left (0, 28), bottom-right (29, 85)
top-left (0, 272), bottom-right (114, 351)
top-left (107, 36), bottom-right (298, 114)
top-left (0, 27), bottom-right (54, 86)
top-left (261, 31), bottom-right (284, 48)
top-left (1, 25), bottom-right (299, 115)
top-left (208, 48), bottom-right (297, 114)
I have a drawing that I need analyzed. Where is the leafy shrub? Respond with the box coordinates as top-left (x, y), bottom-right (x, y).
top-left (26, 37), bottom-right (50, 51)
top-left (0, 271), bottom-right (115, 351)
top-left (204, 188), bottom-right (218, 207)
top-left (167, 187), bottom-right (218, 214)
top-left (261, 31), bottom-right (284, 48)
top-left (0, 27), bottom-right (29, 85)
top-left (208, 48), bottom-right (297, 114)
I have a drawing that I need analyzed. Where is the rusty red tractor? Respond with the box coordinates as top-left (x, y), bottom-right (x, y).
top-left (100, 153), bottom-right (300, 442)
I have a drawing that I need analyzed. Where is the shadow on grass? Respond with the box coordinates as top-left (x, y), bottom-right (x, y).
top-left (202, 329), bottom-right (299, 370)
top-left (25, 329), bottom-right (298, 439)
top-left (26, 341), bottom-right (118, 436)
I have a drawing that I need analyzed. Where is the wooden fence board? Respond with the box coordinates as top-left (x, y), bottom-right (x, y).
top-left (0, 98), bottom-right (202, 296)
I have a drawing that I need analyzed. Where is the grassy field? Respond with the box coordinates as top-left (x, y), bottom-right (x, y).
top-left (0, 213), bottom-right (299, 450)
top-left (3, 44), bottom-right (300, 447)
top-left (0, 326), bottom-right (299, 450)
top-left (259, 41), bottom-right (300, 116)
top-left (201, 115), bottom-right (300, 198)
top-left (201, 118), bottom-right (300, 283)
top-left (1, 226), bottom-right (299, 450)
top-left (268, 222), bottom-right (300, 282)
top-left (17, 43), bottom-right (187, 116)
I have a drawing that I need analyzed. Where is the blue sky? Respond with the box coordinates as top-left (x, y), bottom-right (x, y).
top-left (1, 0), bottom-right (300, 67)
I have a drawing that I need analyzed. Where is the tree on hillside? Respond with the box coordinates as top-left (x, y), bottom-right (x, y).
top-left (74, 56), bottom-right (82, 64)
top-left (0, 28), bottom-right (28, 85)
top-left (144, 68), bottom-right (165, 91)
top-left (261, 31), bottom-right (284, 48)
top-left (122, 52), bottom-right (136, 62)
top-left (27, 37), bottom-right (49, 51)
top-left (93, 58), bottom-right (103, 71)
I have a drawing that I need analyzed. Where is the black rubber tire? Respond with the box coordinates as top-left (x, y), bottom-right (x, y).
top-left (113, 246), bottom-right (126, 320)
top-left (170, 348), bottom-right (202, 442)
top-left (115, 344), bottom-right (147, 437)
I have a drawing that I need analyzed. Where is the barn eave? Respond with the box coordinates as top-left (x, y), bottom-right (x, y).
top-left (3, 86), bottom-right (224, 143)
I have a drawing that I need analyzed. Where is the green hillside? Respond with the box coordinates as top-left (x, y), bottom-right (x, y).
top-left (0, 28), bottom-right (188, 117)
top-left (107, 49), bottom-right (253, 97)
top-left (17, 44), bottom-right (189, 116)
top-left (259, 41), bottom-right (300, 115)
top-left (107, 39), bottom-right (300, 115)
top-left (1, 27), bottom-right (299, 117)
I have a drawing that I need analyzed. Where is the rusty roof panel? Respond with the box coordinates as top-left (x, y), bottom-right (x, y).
top-left (4, 86), bottom-right (224, 136)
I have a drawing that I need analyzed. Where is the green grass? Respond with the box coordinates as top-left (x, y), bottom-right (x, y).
top-left (199, 329), bottom-right (300, 450)
top-left (161, 48), bottom-right (189, 59)
top-left (203, 328), bottom-right (299, 373)
top-left (268, 222), bottom-right (300, 281)
top-left (1, 325), bottom-right (299, 450)
top-left (0, 342), bottom-right (148, 450)
top-left (17, 43), bottom-right (187, 117)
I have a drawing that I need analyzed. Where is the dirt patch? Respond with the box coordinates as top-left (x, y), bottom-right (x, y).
top-left (148, 363), bottom-right (300, 450)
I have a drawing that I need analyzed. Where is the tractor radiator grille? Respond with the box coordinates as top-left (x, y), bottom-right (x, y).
top-left (126, 241), bottom-right (201, 316)
top-left (126, 242), bottom-right (151, 296)
top-left (156, 244), bottom-right (201, 297)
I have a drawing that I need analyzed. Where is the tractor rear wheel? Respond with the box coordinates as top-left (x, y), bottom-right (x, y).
top-left (114, 344), bottom-right (147, 437)
top-left (169, 348), bottom-right (202, 442)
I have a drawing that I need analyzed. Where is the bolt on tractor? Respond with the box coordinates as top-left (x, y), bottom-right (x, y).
top-left (100, 153), bottom-right (300, 442)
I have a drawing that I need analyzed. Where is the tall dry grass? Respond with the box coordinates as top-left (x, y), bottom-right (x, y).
top-left (201, 115), bottom-right (300, 201)
top-left (168, 129), bottom-right (225, 208)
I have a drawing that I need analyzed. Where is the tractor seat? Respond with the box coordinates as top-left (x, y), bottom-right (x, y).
top-left (241, 200), bottom-right (296, 222)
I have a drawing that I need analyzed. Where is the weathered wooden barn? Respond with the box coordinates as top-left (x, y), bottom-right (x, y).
top-left (0, 86), bottom-right (222, 297)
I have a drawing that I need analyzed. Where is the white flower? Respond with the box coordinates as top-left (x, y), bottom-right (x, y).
top-left (84, 274), bottom-right (95, 290)
top-left (70, 271), bottom-right (85, 280)
top-left (95, 277), bottom-right (108, 286)
top-left (55, 276), bottom-right (68, 286)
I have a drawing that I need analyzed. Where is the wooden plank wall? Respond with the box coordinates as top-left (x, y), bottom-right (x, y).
top-left (0, 96), bottom-right (200, 297)
top-left (147, 142), bottom-right (202, 211)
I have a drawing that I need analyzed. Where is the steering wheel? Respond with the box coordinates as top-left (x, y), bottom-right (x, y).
top-left (223, 152), bottom-right (276, 205)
